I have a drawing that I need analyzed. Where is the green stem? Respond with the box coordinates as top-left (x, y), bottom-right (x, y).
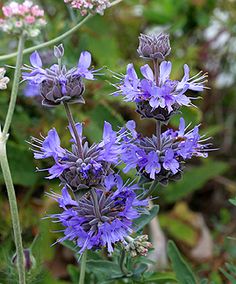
top-left (0, 15), bottom-right (92, 62)
top-left (156, 120), bottom-right (161, 149)
top-left (3, 34), bottom-right (26, 136)
top-left (153, 59), bottom-right (162, 149)
top-left (0, 0), bottom-right (123, 62)
top-left (0, 141), bottom-right (25, 284)
top-left (79, 250), bottom-right (87, 284)
top-left (0, 33), bottom-right (26, 284)
top-left (153, 59), bottom-right (159, 85)
top-left (119, 249), bottom-right (132, 277)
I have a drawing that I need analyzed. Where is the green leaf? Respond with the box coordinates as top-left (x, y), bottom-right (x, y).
top-left (133, 205), bottom-right (159, 232)
top-left (86, 260), bottom-right (122, 277)
top-left (220, 262), bottom-right (236, 284)
top-left (167, 240), bottom-right (197, 284)
top-left (0, 142), bottom-right (37, 186)
top-left (159, 215), bottom-right (197, 246)
top-left (133, 263), bottom-right (149, 279)
top-left (67, 264), bottom-right (79, 284)
top-left (144, 272), bottom-right (177, 283)
top-left (163, 159), bottom-right (228, 203)
top-left (229, 197), bottom-right (236, 207)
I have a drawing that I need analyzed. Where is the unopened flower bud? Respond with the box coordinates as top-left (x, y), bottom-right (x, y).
top-left (137, 33), bottom-right (171, 60)
top-left (54, 44), bottom-right (64, 59)
top-left (12, 249), bottom-right (36, 271)
top-left (136, 100), bottom-right (180, 123)
top-left (41, 75), bottom-right (85, 107)
top-left (124, 235), bottom-right (152, 257)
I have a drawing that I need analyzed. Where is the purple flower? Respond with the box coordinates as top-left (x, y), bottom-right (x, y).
top-left (22, 45), bottom-right (98, 107)
top-left (117, 63), bottom-right (141, 102)
top-left (145, 151), bottom-right (161, 179)
top-left (114, 59), bottom-right (207, 121)
top-left (119, 118), bottom-right (209, 182)
top-left (30, 121), bottom-right (123, 190)
top-left (98, 121), bottom-right (121, 163)
top-left (31, 128), bottom-right (66, 160)
top-left (23, 82), bottom-right (40, 97)
top-left (163, 149), bottom-right (179, 174)
top-left (49, 174), bottom-right (148, 254)
top-left (47, 162), bottom-right (70, 180)
top-left (75, 51), bottom-right (96, 80)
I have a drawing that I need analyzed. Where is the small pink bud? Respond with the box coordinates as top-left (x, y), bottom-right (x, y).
top-left (25, 15), bottom-right (35, 24)
top-left (2, 6), bottom-right (13, 17)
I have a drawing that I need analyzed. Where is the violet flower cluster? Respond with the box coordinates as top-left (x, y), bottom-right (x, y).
top-left (113, 33), bottom-right (210, 184)
top-left (26, 45), bottom-right (149, 255)
top-left (119, 118), bottom-right (209, 184)
top-left (49, 175), bottom-right (147, 254)
top-left (114, 34), bottom-right (208, 123)
top-left (22, 44), bottom-right (97, 107)
top-left (25, 32), bottom-right (210, 256)
top-left (0, 1), bottom-right (46, 37)
top-left (31, 121), bottom-right (122, 191)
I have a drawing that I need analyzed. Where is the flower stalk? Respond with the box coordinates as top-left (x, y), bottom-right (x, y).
top-left (0, 14), bottom-right (92, 62)
top-left (0, 33), bottom-right (26, 284)
top-left (156, 120), bottom-right (161, 149)
top-left (3, 33), bottom-right (26, 136)
top-left (79, 250), bottom-right (87, 284)
top-left (153, 59), bottom-right (161, 149)
top-left (0, 141), bottom-right (26, 284)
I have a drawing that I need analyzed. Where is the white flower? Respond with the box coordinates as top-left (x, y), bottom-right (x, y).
top-left (0, 68), bottom-right (10, 90)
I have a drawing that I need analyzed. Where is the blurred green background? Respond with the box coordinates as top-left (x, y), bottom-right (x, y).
top-left (0, 0), bottom-right (236, 283)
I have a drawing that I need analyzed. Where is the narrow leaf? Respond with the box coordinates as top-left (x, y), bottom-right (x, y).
top-left (167, 240), bottom-right (197, 284)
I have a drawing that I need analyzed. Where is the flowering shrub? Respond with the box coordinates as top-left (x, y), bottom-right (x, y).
top-left (0, 0), bottom-right (46, 37)
top-left (23, 30), bottom-right (210, 263)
